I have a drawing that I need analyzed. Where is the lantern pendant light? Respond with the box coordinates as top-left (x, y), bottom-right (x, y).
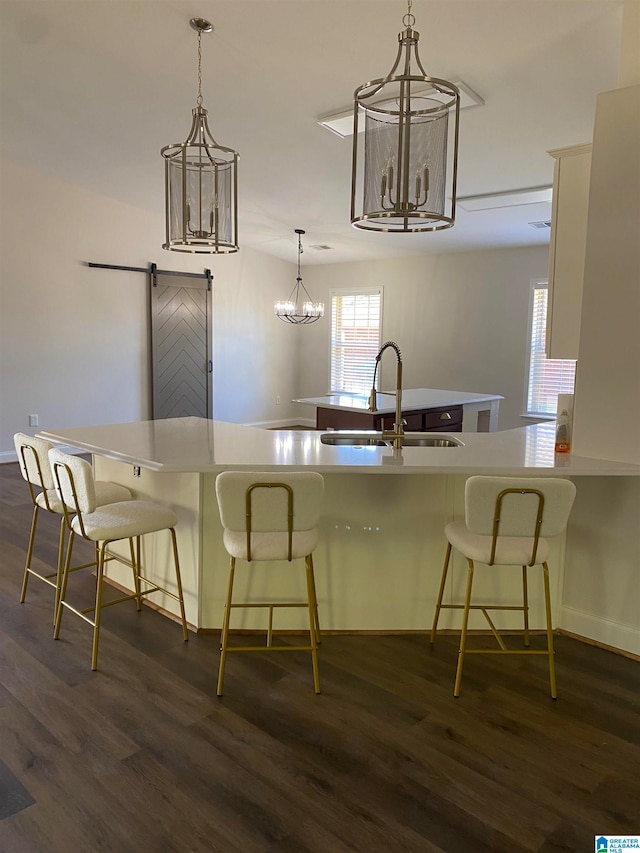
top-left (351, 0), bottom-right (460, 232)
top-left (161, 18), bottom-right (239, 253)
top-left (274, 230), bottom-right (325, 324)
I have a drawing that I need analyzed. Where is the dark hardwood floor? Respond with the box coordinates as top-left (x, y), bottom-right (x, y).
top-left (1, 460), bottom-right (638, 852)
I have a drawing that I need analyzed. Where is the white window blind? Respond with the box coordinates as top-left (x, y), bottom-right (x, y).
top-left (330, 288), bottom-right (382, 394)
top-left (526, 281), bottom-right (576, 416)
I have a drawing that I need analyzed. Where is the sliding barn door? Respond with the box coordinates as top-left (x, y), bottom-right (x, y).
top-left (150, 272), bottom-right (212, 419)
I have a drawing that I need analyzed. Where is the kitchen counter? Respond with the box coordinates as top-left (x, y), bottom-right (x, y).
top-left (293, 388), bottom-right (503, 431)
top-left (39, 417), bottom-right (640, 476)
top-left (37, 418), bottom-right (639, 645)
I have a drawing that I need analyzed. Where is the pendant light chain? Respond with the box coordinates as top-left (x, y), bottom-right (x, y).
top-left (403, 0), bottom-right (415, 28)
top-left (196, 28), bottom-right (203, 107)
top-left (296, 230), bottom-right (303, 282)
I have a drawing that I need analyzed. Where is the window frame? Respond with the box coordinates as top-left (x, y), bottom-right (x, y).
top-left (523, 278), bottom-right (576, 418)
top-left (328, 287), bottom-right (383, 395)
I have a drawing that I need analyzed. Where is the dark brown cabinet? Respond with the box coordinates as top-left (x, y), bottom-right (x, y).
top-left (316, 405), bottom-right (463, 432)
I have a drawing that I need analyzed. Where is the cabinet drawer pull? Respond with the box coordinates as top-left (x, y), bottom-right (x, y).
top-left (440, 412), bottom-right (452, 420)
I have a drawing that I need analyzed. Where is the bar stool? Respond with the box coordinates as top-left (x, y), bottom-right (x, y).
top-left (49, 448), bottom-right (189, 670)
top-left (430, 476), bottom-right (576, 698)
top-left (215, 471), bottom-right (324, 696)
top-left (13, 433), bottom-right (132, 621)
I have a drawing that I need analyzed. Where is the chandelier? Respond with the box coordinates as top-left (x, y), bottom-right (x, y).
top-left (274, 230), bottom-right (324, 324)
top-left (350, 0), bottom-right (460, 232)
top-left (161, 18), bottom-right (239, 253)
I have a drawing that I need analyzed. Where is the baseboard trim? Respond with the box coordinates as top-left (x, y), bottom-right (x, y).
top-left (558, 605), bottom-right (639, 657)
top-left (557, 628), bottom-right (640, 662)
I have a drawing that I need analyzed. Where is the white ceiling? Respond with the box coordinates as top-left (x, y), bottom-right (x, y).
top-left (0, 0), bottom-right (624, 264)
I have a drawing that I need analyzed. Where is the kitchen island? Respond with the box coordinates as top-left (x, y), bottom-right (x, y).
top-left (39, 418), bottom-right (640, 653)
top-left (293, 388), bottom-right (503, 432)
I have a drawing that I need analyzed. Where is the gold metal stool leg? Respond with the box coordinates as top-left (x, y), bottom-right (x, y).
top-left (542, 562), bottom-right (557, 699)
top-left (53, 531), bottom-right (76, 639)
top-left (522, 565), bottom-right (530, 647)
top-left (91, 542), bottom-right (108, 671)
top-left (306, 555), bottom-right (321, 694)
top-left (308, 554), bottom-right (321, 645)
top-left (217, 557), bottom-right (236, 697)
top-left (453, 559), bottom-right (475, 698)
top-left (169, 528), bottom-right (189, 641)
top-left (19, 505), bottom-right (39, 603)
top-left (53, 518), bottom-right (68, 624)
top-left (129, 537), bottom-right (142, 611)
top-left (431, 542), bottom-right (452, 644)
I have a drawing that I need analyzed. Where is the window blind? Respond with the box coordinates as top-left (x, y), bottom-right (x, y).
top-left (526, 282), bottom-right (576, 415)
top-left (330, 289), bottom-right (382, 393)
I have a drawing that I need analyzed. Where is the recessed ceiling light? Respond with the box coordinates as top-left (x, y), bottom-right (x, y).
top-left (457, 186), bottom-right (553, 212)
top-left (317, 80), bottom-right (484, 139)
top-left (529, 220), bottom-right (552, 229)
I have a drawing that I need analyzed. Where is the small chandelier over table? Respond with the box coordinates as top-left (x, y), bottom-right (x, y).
top-left (274, 230), bottom-right (324, 324)
top-left (350, 0), bottom-right (460, 232)
top-left (161, 18), bottom-right (239, 253)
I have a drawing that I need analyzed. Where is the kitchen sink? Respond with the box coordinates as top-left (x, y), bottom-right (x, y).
top-left (400, 434), bottom-right (464, 447)
top-left (320, 432), bottom-right (464, 448)
top-left (320, 432), bottom-right (388, 446)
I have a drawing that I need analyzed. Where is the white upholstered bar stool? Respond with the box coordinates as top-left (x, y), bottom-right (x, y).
top-left (49, 448), bottom-right (189, 670)
top-left (13, 433), bottom-right (132, 622)
top-left (215, 471), bottom-right (324, 696)
top-left (430, 476), bottom-right (576, 698)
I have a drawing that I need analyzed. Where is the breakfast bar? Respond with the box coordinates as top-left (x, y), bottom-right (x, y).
top-left (39, 417), bottom-right (640, 652)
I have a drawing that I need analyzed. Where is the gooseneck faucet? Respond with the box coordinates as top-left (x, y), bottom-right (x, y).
top-left (368, 340), bottom-right (404, 448)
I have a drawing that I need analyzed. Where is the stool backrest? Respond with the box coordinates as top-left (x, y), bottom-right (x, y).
top-left (14, 433), bottom-right (55, 494)
top-left (49, 449), bottom-right (97, 521)
top-left (466, 476), bottom-right (576, 544)
top-left (216, 472), bottom-right (324, 561)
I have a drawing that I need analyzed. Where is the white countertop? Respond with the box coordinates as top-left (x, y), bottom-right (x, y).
top-left (293, 388), bottom-right (503, 413)
top-left (39, 417), bottom-right (640, 477)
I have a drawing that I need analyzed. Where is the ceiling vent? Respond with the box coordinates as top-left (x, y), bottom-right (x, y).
top-left (309, 244), bottom-right (333, 251)
top-left (529, 220), bottom-right (552, 229)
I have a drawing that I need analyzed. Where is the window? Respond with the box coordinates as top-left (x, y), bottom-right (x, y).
top-left (330, 288), bottom-right (382, 394)
top-left (525, 280), bottom-right (576, 416)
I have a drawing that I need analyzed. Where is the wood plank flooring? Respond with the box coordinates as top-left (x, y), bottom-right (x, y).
top-left (1, 460), bottom-right (638, 852)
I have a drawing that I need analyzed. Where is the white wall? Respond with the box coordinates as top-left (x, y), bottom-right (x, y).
top-left (213, 248), bottom-right (304, 426)
top-left (1, 158), bottom-right (551, 451)
top-left (571, 85), bottom-right (640, 464)
top-left (0, 157), bottom-right (300, 455)
top-left (561, 476), bottom-right (640, 655)
top-left (295, 246), bottom-right (550, 430)
top-left (558, 72), bottom-right (640, 655)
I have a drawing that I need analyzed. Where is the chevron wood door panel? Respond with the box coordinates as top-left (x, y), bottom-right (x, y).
top-left (151, 273), bottom-right (212, 419)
